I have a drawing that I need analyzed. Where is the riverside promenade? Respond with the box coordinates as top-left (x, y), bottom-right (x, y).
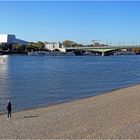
top-left (0, 84), bottom-right (140, 139)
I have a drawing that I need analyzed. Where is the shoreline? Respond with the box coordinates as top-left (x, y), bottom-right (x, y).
top-left (4, 82), bottom-right (140, 114)
top-left (0, 83), bottom-right (140, 138)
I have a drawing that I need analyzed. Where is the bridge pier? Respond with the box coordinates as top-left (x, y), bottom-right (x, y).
top-left (102, 52), bottom-right (105, 56)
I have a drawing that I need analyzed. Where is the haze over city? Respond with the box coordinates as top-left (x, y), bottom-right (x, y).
top-left (0, 1), bottom-right (140, 45)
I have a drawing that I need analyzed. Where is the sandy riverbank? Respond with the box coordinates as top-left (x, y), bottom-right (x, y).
top-left (0, 84), bottom-right (140, 139)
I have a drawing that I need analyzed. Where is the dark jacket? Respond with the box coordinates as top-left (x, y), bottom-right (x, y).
top-left (7, 102), bottom-right (12, 112)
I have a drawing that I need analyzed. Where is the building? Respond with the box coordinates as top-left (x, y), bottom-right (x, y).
top-left (45, 42), bottom-right (66, 52)
top-left (0, 34), bottom-right (28, 45)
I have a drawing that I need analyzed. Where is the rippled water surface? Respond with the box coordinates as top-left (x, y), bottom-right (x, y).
top-left (1, 55), bottom-right (140, 112)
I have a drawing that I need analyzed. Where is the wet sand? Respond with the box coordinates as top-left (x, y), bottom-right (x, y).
top-left (0, 84), bottom-right (140, 139)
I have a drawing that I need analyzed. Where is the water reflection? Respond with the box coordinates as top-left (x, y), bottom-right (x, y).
top-left (0, 55), bottom-right (11, 112)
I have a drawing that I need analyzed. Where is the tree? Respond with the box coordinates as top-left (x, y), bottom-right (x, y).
top-left (36, 41), bottom-right (45, 50)
top-left (27, 41), bottom-right (45, 51)
top-left (0, 43), bottom-right (8, 51)
top-left (12, 44), bottom-right (26, 53)
top-left (63, 40), bottom-right (85, 47)
top-left (63, 40), bottom-right (75, 47)
top-left (132, 48), bottom-right (140, 54)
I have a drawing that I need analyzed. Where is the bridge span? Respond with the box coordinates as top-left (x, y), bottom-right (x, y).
top-left (65, 45), bottom-right (140, 56)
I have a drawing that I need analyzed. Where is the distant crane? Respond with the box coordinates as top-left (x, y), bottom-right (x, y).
top-left (91, 40), bottom-right (100, 46)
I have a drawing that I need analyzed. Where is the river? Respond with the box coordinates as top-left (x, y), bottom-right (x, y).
top-left (0, 55), bottom-right (140, 112)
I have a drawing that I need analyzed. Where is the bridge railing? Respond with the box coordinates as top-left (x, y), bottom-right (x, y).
top-left (65, 45), bottom-right (140, 50)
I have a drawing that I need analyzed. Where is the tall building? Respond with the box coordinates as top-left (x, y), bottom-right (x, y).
top-left (0, 34), bottom-right (28, 45)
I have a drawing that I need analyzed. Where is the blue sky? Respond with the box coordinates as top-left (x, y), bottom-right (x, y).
top-left (0, 1), bottom-right (140, 45)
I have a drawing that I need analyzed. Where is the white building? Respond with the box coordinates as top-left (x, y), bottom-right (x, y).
top-left (0, 34), bottom-right (28, 45)
top-left (45, 42), bottom-right (66, 52)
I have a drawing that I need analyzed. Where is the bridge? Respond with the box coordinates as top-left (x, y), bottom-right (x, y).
top-left (65, 45), bottom-right (140, 56)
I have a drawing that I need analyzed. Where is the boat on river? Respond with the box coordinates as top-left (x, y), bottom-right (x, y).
top-left (82, 51), bottom-right (99, 56)
top-left (28, 51), bottom-right (75, 56)
top-left (114, 51), bottom-right (136, 56)
top-left (28, 51), bottom-right (46, 56)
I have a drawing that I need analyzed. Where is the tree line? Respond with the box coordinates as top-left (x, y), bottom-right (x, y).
top-left (0, 41), bottom-right (45, 54)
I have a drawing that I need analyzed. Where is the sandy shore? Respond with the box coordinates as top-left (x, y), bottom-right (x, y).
top-left (0, 84), bottom-right (140, 139)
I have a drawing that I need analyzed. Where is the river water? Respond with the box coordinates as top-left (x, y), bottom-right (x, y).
top-left (0, 55), bottom-right (140, 112)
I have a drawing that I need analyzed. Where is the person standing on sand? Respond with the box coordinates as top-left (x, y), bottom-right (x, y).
top-left (7, 100), bottom-right (12, 119)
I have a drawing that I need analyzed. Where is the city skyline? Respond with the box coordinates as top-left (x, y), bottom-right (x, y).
top-left (0, 1), bottom-right (140, 45)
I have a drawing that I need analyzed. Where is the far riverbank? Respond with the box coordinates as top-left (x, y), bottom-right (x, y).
top-left (0, 84), bottom-right (140, 139)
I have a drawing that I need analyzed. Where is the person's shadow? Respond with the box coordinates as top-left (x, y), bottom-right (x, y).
top-left (23, 115), bottom-right (39, 118)
top-left (15, 115), bottom-right (39, 120)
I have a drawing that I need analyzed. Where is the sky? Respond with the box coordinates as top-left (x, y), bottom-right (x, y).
top-left (0, 1), bottom-right (140, 45)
